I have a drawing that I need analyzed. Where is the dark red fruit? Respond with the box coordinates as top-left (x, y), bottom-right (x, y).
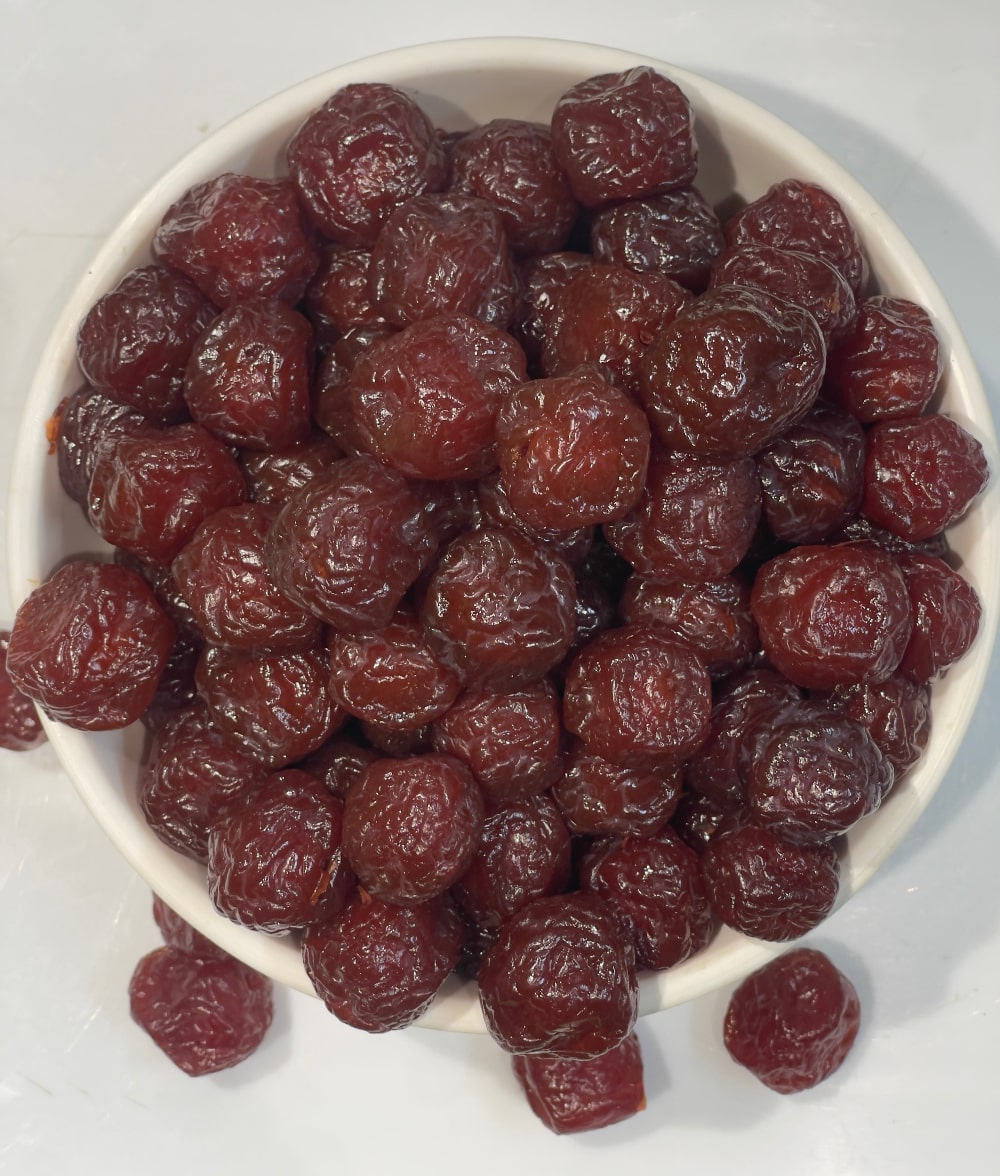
top-left (895, 551), bottom-right (982, 683)
top-left (264, 456), bottom-right (435, 632)
top-left (512, 1032), bottom-right (646, 1134)
top-left (605, 449), bottom-right (761, 584)
top-left (551, 67), bottom-right (697, 207)
top-left (349, 313), bottom-right (526, 480)
top-left (822, 675), bottom-right (931, 776)
top-left (478, 892), bottom-right (638, 1058)
top-left (420, 526), bottom-right (577, 691)
top-left (723, 947), bottom-right (861, 1093)
top-left (152, 173), bottom-right (318, 307)
top-left (724, 179), bottom-right (868, 297)
top-left (369, 193), bottom-right (517, 328)
top-left (861, 415), bottom-right (990, 542)
top-left (752, 542), bottom-right (914, 690)
top-left (195, 643), bottom-right (340, 767)
top-left (129, 945), bottom-right (273, 1076)
top-left (87, 422), bottom-right (247, 566)
top-left (6, 560), bottom-right (175, 731)
top-left (701, 820), bottom-right (840, 940)
top-left (590, 187), bottom-right (723, 292)
top-left (301, 892), bottom-right (464, 1032)
top-left (183, 300), bottom-right (313, 451)
top-left (297, 736), bottom-right (378, 799)
top-left (342, 754), bottom-right (484, 905)
top-left (76, 264), bottom-right (216, 423)
top-left (449, 118), bottom-right (578, 256)
top-left (552, 742), bottom-right (682, 837)
top-left (563, 624), bottom-right (711, 767)
top-left (53, 385), bottom-right (149, 505)
top-left (238, 430), bottom-right (343, 505)
top-left (287, 82), bottom-right (448, 247)
top-left (495, 365), bottom-right (650, 528)
top-left (207, 770), bottom-right (353, 932)
top-left (304, 246), bottom-right (387, 348)
top-left (511, 250), bottom-right (592, 366)
top-left (638, 285), bottom-right (826, 458)
top-left (0, 630), bottom-right (46, 751)
top-left (580, 827), bottom-right (715, 969)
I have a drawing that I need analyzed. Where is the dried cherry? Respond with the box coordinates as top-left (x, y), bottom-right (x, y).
top-left (894, 550), bottom-right (982, 683)
top-left (0, 630), bottom-right (46, 751)
top-left (552, 742), bottom-right (682, 838)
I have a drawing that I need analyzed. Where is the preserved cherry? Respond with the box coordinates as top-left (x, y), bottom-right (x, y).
top-left (0, 630), bottom-right (46, 751)
top-left (342, 754), bottom-right (485, 905)
top-left (53, 385), bottom-right (149, 505)
top-left (152, 173), bottom-right (318, 307)
top-left (552, 742), bottom-right (682, 838)
top-left (723, 947), bottom-right (861, 1093)
top-left (894, 550), bottom-right (982, 683)
top-left (301, 891), bottom-right (464, 1032)
top-left (512, 1031), bottom-right (646, 1134)
top-left (823, 675), bottom-right (931, 776)
top-left (478, 892), bottom-right (638, 1058)
top-left (6, 560), bottom-right (175, 731)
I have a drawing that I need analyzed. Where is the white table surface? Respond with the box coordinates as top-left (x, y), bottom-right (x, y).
top-left (3, 2), bottom-right (999, 1172)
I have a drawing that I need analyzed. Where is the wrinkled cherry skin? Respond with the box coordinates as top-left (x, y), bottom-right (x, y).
top-left (238, 430), bottom-right (343, 506)
top-left (747, 705), bottom-right (893, 845)
top-left (590, 186), bottom-right (724, 292)
top-left (552, 742), bottom-right (681, 838)
top-left (541, 263), bottom-right (691, 396)
top-left (420, 525), bottom-right (577, 691)
top-left (431, 680), bottom-right (565, 804)
top-left (448, 118), bottom-right (579, 256)
top-left (54, 385), bottom-right (149, 505)
top-left (87, 422), bottom-right (248, 566)
top-left (606, 449), bottom-right (761, 585)
top-left (452, 794), bottom-right (573, 930)
top-left (496, 365), bottom-right (650, 529)
top-left (709, 243), bottom-right (857, 347)
top-left (129, 946), bottom-right (274, 1076)
top-left (0, 630), bottom-right (46, 751)
top-left (297, 736), bottom-right (378, 798)
top-left (76, 264), bottom-right (216, 423)
top-left (895, 551), bottom-right (982, 683)
top-left (512, 1032), bottom-right (646, 1134)
top-left (724, 947), bottom-right (861, 1093)
top-left (478, 892), bottom-right (638, 1059)
top-left (172, 503), bottom-right (323, 652)
top-left (562, 624), bottom-right (711, 767)
top-left (302, 892), bottom-right (464, 1032)
top-left (350, 313), bottom-right (527, 481)
top-left (287, 82), bottom-right (448, 248)
top-left (639, 285), bottom-right (826, 459)
top-left (140, 703), bottom-right (269, 862)
top-left (684, 667), bottom-right (804, 812)
top-left (207, 770), bottom-right (353, 933)
top-left (511, 251), bottom-right (592, 368)
top-left (195, 643), bottom-right (340, 768)
top-left (824, 296), bottom-right (942, 422)
top-left (183, 300), bottom-right (314, 451)
top-left (822, 674), bottom-right (931, 776)
top-left (327, 609), bottom-right (461, 731)
top-left (551, 66), bottom-right (697, 208)
top-left (304, 246), bottom-right (387, 349)
top-left (751, 542), bottom-right (913, 690)
top-left (724, 179), bottom-right (869, 297)
top-left (756, 403), bottom-right (865, 544)
top-left (264, 456), bottom-right (436, 632)
top-left (7, 560), bottom-right (175, 731)
top-left (701, 819), bottom-right (840, 941)
top-left (369, 193), bottom-right (517, 329)
top-left (476, 469), bottom-right (595, 567)
top-left (620, 573), bottom-right (758, 678)
top-left (152, 173), bottom-right (318, 307)
top-left (861, 415), bottom-right (990, 542)
top-left (342, 754), bottom-right (485, 905)
top-left (579, 827), bottom-right (715, 969)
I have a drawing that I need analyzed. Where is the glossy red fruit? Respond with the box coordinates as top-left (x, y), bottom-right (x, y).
top-left (301, 892), bottom-right (464, 1032)
top-left (152, 173), bottom-right (318, 307)
top-left (6, 560), bottom-right (175, 731)
top-left (129, 946), bottom-right (273, 1076)
top-left (53, 385), bottom-right (149, 505)
top-left (751, 542), bottom-right (913, 690)
top-left (552, 742), bottom-right (681, 838)
top-left (0, 630), bottom-right (46, 751)
top-left (512, 1032), bottom-right (646, 1134)
top-left (478, 892), bottom-right (638, 1058)
top-left (894, 551), bottom-right (982, 683)
top-left (723, 947), bottom-right (861, 1093)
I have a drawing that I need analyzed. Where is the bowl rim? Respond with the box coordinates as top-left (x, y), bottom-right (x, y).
top-left (8, 35), bottom-right (999, 1033)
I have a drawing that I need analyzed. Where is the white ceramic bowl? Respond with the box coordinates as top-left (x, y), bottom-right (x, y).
top-left (8, 37), bottom-right (999, 1033)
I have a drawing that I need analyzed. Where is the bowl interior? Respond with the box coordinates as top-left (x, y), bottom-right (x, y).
top-left (8, 36), bottom-right (999, 1033)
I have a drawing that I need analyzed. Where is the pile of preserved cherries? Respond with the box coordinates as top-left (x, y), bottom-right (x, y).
top-left (5, 65), bottom-right (991, 1128)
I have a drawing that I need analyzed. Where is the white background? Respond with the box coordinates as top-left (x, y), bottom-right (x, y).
top-left (2, 1), bottom-right (1000, 1172)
